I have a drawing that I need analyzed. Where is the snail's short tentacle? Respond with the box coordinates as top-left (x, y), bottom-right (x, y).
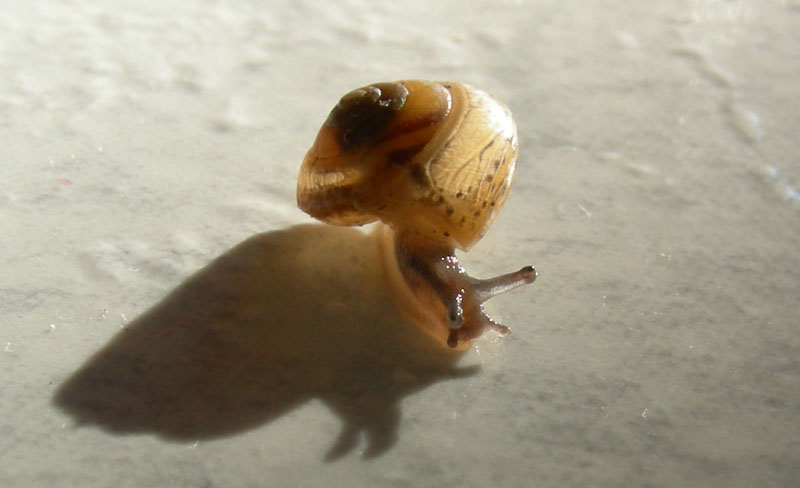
top-left (482, 308), bottom-right (511, 337)
top-left (488, 321), bottom-right (511, 337)
top-left (447, 306), bottom-right (510, 347)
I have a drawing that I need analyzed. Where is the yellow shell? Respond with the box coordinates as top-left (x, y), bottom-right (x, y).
top-left (296, 80), bottom-right (518, 251)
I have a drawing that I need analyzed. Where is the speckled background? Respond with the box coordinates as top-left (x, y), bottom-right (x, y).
top-left (2, 1), bottom-right (799, 487)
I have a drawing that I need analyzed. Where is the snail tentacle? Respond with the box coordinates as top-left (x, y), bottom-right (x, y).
top-left (469, 265), bottom-right (537, 304)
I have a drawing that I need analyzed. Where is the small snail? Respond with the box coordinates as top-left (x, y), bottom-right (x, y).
top-left (297, 80), bottom-right (536, 349)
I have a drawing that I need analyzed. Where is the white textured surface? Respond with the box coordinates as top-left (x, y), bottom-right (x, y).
top-left (2, 1), bottom-right (799, 487)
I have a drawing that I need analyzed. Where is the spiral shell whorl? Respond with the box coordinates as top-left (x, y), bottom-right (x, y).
top-left (297, 80), bottom-right (517, 251)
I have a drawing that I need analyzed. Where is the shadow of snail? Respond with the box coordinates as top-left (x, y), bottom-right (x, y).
top-left (53, 224), bottom-right (478, 460)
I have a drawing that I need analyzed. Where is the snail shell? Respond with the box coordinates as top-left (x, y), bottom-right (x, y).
top-left (296, 80), bottom-right (518, 251)
top-left (297, 80), bottom-right (534, 349)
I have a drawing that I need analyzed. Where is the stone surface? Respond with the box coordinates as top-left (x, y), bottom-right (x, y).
top-left (1, 1), bottom-right (798, 487)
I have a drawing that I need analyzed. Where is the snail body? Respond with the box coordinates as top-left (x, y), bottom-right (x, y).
top-left (297, 80), bottom-right (535, 349)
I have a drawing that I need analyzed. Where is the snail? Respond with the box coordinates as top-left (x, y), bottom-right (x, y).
top-left (296, 80), bottom-right (536, 349)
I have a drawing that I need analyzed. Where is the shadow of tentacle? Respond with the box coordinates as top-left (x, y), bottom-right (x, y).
top-left (53, 224), bottom-right (477, 459)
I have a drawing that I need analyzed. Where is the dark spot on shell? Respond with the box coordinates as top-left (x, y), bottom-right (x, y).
top-left (494, 159), bottom-right (502, 169)
top-left (482, 200), bottom-right (487, 208)
top-left (473, 210), bottom-right (481, 217)
top-left (445, 206), bottom-right (454, 215)
top-left (443, 231), bottom-right (450, 237)
top-left (455, 191), bottom-right (464, 198)
top-left (459, 216), bottom-right (466, 225)
top-left (484, 174), bottom-right (493, 182)
top-left (326, 83), bottom-right (409, 150)
top-left (420, 192), bottom-right (445, 208)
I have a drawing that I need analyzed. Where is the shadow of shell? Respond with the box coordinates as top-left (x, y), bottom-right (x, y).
top-left (53, 224), bottom-right (477, 459)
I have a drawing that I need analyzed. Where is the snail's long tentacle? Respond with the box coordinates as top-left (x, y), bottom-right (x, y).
top-left (468, 266), bottom-right (537, 303)
top-left (385, 226), bottom-right (535, 349)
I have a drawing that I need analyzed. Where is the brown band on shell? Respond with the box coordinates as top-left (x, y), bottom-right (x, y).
top-left (386, 143), bottom-right (427, 165)
top-left (372, 108), bottom-right (449, 146)
top-left (297, 183), bottom-right (374, 225)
